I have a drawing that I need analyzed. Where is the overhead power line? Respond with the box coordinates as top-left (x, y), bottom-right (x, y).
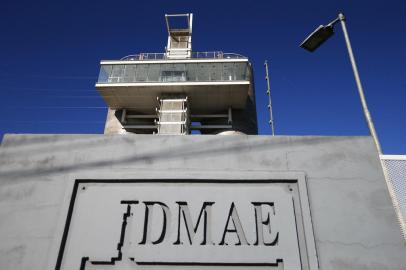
top-left (0, 120), bottom-right (105, 123)
top-left (0, 87), bottom-right (98, 92)
top-left (3, 106), bottom-right (107, 109)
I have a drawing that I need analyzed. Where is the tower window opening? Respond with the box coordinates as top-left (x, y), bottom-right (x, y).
top-left (160, 70), bottom-right (187, 82)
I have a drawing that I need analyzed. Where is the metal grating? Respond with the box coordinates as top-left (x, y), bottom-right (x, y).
top-left (380, 155), bottom-right (406, 240)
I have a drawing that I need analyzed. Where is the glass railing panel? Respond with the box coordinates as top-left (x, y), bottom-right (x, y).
top-left (185, 63), bottom-right (198, 81)
top-left (109, 65), bottom-right (124, 83)
top-left (234, 62), bottom-right (248, 81)
top-left (135, 64), bottom-right (149, 82)
top-left (123, 65), bottom-right (136, 82)
top-left (97, 62), bottom-right (250, 83)
top-left (98, 65), bottom-right (112, 83)
top-left (209, 63), bottom-right (222, 81)
top-left (196, 63), bottom-right (210, 81)
top-left (147, 64), bottom-right (160, 81)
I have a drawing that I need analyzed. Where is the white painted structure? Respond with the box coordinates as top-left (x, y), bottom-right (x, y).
top-left (97, 14), bottom-right (257, 135)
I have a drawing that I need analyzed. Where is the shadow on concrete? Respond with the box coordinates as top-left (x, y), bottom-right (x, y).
top-left (0, 135), bottom-right (366, 180)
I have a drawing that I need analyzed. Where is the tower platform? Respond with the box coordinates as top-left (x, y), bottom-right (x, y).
top-left (96, 57), bottom-right (252, 114)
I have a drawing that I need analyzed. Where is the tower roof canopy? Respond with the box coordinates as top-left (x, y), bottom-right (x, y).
top-left (165, 13), bottom-right (193, 35)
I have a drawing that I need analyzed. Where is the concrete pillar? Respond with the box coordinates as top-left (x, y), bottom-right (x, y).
top-left (104, 108), bottom-right (126, 134)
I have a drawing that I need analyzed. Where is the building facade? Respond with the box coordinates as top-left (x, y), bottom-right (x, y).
top-left (0, 13), bottom-right (405, 270)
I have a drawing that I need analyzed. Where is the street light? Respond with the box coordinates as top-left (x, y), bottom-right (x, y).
top-left (300, 24), bottom-right (335, 52)
top-left (300, 13), bottom-right (406, 241)
top-left (300, 13), bottom-right (383, 155)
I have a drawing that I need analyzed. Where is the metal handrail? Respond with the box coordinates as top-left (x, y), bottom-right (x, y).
top-left (120, 52), bottom-right (247, 61)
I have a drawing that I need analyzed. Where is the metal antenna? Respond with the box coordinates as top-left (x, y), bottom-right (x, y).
top-left (264, 60), bottom-right (275, 135)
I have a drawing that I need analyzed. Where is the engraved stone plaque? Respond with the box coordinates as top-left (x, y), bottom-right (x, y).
top-left (56, 178), bottom-right (317, 270)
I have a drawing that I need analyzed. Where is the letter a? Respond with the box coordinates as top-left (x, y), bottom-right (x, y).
top-left (219, 202), bottom-right (249, 245)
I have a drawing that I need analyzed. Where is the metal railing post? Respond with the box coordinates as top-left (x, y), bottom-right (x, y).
top-left (264, 60), bottom-right (275, 136)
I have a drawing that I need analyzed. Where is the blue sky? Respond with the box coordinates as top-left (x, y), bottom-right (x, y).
top-left (1, 0), bottom-right (405, 153)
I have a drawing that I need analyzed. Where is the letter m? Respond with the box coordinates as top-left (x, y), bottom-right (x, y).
top-left (174, 201), bottom-right (215, 245)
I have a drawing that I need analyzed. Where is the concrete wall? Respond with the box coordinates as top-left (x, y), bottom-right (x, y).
top-left (0, 134), bottom-right (404, 269)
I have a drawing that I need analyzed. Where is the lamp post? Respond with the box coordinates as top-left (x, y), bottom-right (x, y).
top-left (300, 13), bottom-right (383, 155)
top-left (300, 13), bottom-right (406, 240)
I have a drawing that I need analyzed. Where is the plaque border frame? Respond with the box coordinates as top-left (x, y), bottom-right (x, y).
top-left (53, 172), bottom-right (319, 270)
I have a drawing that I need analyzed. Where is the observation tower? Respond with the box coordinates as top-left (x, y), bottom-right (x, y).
top-left (0, 12), bottom-right (405, 270)
top-left (96, 13), bottom-right (257, 135)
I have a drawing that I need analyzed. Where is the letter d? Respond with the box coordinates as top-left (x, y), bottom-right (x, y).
top-left (139, 201), bottom-right (170, 245)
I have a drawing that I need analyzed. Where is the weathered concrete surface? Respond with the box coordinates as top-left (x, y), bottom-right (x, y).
top-left (104, 108), bottom-right (126, 134)
top-left (0, 134), bottom-right (404, 269)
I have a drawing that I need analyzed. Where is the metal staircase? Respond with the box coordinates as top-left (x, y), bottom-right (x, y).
top-left (157, 97), bottom-right (190, 135)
